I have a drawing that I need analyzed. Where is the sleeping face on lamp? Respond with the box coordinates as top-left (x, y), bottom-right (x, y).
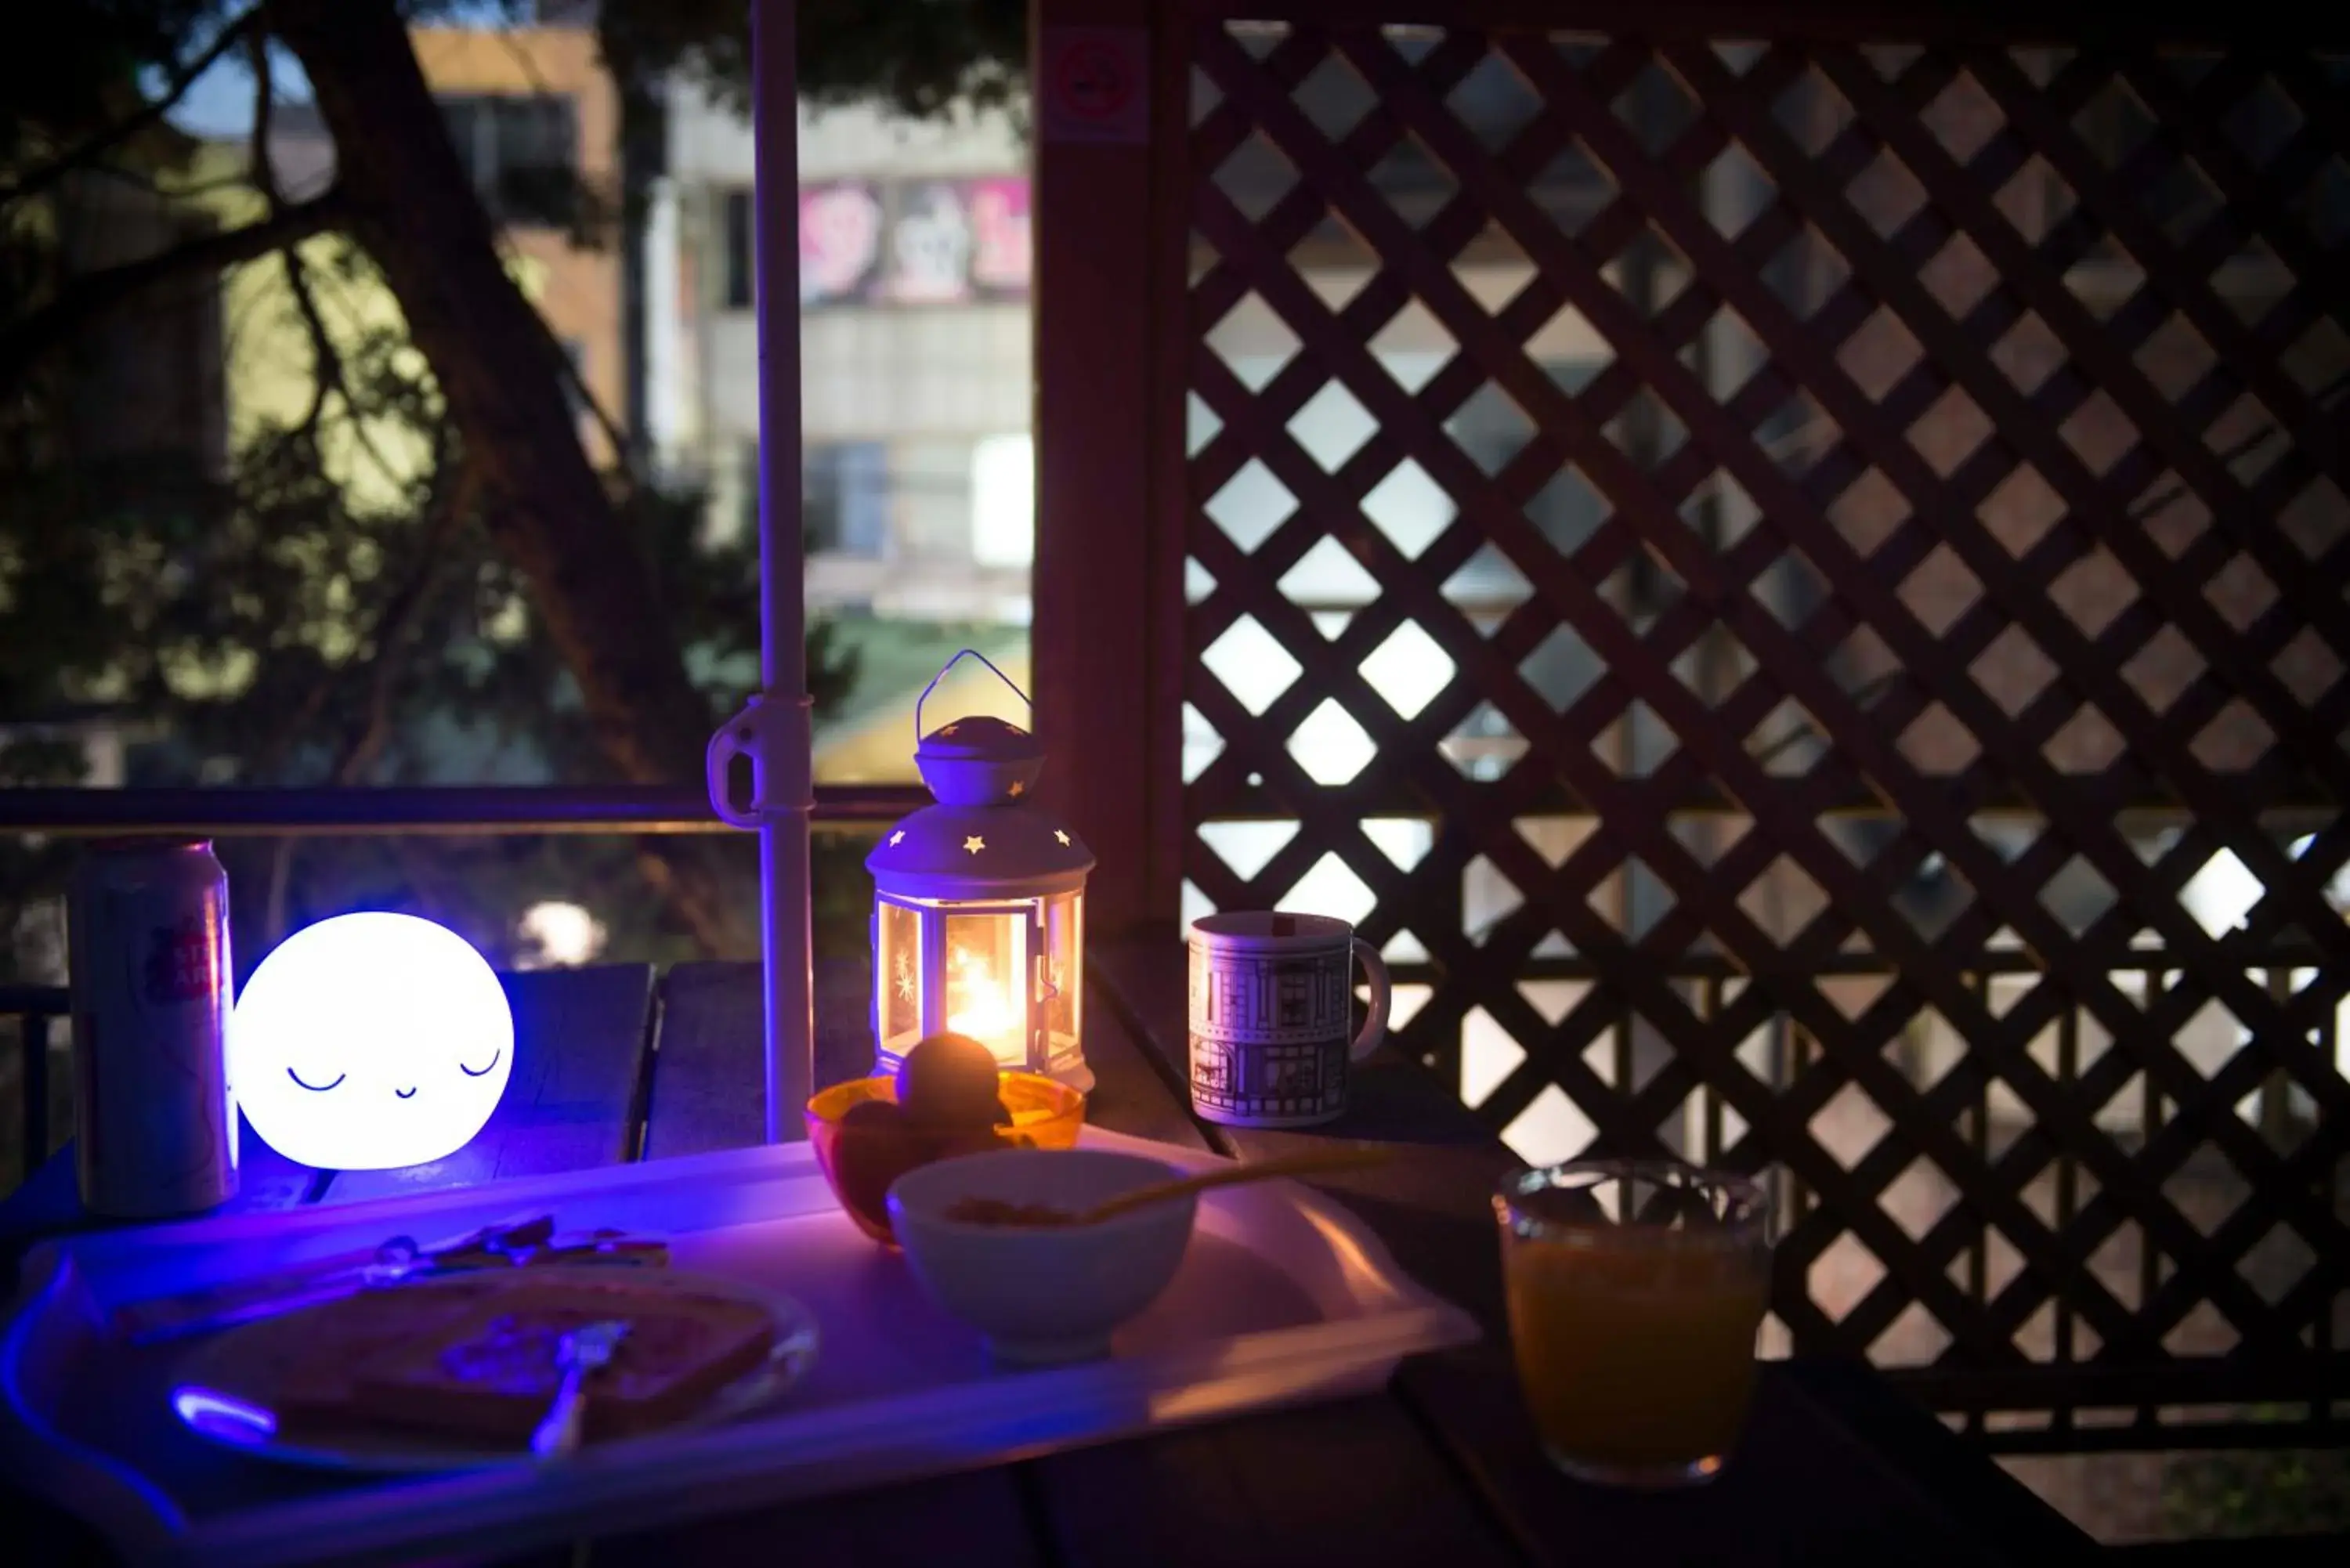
top-left (230, 912), bottom-right (514, 1170)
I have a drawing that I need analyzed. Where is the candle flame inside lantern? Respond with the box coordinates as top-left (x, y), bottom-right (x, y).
top-left (945, 943), bottom-right (1020, 1060)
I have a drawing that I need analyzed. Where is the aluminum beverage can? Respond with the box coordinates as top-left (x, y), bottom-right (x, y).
top-left (67, 838), bottom-right (239, 1217)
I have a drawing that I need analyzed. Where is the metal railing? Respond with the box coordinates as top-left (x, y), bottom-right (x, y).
top-left (0, 782), bottom-right (929, 1184)
top-left (0, 782), bottom-right (929, 837)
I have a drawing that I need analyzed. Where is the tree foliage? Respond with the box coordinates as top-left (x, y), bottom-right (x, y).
top-left (2, 0), bottom-right (1011, 975)
top-left (602, 0), bottom-right (1026, 121)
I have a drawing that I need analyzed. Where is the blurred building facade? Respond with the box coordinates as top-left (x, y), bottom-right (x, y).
top-left (224, 21), bottom-right (1041, 784)
top-left (652, 90), bottom-right (1036, 626)
top-left (237, 23), bottom-right (629, 479)
top-left (412, 25), bottom-right (627, 464)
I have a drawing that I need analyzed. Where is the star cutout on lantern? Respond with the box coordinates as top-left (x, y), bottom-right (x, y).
top-left (889, 830), bottom-right (906, 846)
top-left (940, 723), bottom-right (960, 736)
top-left (1007, 779), bottom-right (1025, 797)
top-left (964, 836), bottom-right (986, 854)
top-left (1054, 829), bottom-right (1072, 846)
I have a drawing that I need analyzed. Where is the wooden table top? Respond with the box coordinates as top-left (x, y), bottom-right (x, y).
top-left (0, 945), bottom-right (2101, 1568)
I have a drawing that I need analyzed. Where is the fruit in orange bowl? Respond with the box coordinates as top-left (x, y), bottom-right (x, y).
top-left (806, 1043), bottom-right (1086, 1245)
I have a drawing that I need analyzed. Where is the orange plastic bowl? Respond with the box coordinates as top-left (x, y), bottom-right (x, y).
top-left (805, 1071), bottom-right (1086, 1245)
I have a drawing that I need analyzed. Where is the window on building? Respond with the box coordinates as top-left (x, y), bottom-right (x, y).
top-left (439, 94), bottom-right (580, 227)
top-left (808, 443), bottom-right (889, 557)
top-left (970, 433), bottom-right (1034, 569)
top-left (739, 441), bottom-right (890, 556)
top-left (722, 189), bottom-right (754, 311)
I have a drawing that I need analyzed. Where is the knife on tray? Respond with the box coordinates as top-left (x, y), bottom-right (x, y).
top-left (112, 1215), bottom-right (671, 1344)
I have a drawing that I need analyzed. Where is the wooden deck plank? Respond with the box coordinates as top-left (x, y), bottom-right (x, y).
top-left (642, 957), bottom-right (873, 1160)
top-left (322, 964), bottom-right (657, 1205)
top-left (1087, 938), bottom-right (2100, 1568)
top-left (1034, 1396), bottom-right (1519, 1568)
top-left (1391, 1336), bottom-right (2103, 1568)
top-left (1022, 958), bottom-right (1510, 1568)
top-left (1781, 1358), bottom-right (2102, 1566)
top-left (587, 1465), bottom-right (1046, 1568)
top-left (1068, 977), bottom-right (1213, 1155)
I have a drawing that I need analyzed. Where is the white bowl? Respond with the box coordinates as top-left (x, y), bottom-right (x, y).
top-left (886, 1147), bottom-right (1197, 1366)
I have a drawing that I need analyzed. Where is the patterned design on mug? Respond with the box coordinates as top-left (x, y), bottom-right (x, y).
top-left (1191, 948), bottom-right (1350, 1043)
top-left (1186, 1035), bottom-right (1347, 1122)
top-left (1188, 941), bottom-right (1354, 1124)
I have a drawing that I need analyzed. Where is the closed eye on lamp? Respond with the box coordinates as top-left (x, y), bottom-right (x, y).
top-left (230, 912), bottom-right (515, 1171)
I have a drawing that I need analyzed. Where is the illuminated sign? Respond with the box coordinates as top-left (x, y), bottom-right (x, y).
top-left (799, 178), bottom-right (1031, 308)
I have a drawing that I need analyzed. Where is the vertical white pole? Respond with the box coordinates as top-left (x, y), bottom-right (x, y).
top-left (642, 173), bottom-right (684, 467)
top-left (750, 0), bottom-right (815, 1141)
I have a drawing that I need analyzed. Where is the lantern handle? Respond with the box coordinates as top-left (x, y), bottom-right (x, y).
top-left (915, 649), bottom-right (1032, 741)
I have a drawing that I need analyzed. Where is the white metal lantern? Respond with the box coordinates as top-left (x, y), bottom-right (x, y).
top-left (868, 652), bottom-right (1094, 1090)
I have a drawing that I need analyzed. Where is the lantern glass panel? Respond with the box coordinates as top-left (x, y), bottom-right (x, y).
top-left (942, 908), bottom-right (1032, 1068)
top-left (1043, 891), bottom-right (1083, 1075)
top-left (877, 896), bottom-right (924, 1063)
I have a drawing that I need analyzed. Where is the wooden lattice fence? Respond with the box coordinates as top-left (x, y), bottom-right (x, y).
top-left (1177, 13), bottom-right (2349, 1447)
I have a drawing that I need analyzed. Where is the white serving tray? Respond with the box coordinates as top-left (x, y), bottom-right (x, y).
top-left (0, 1129), bottom-right (1479, 1568)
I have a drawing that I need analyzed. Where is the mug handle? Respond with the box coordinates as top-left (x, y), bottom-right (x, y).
top-left (1349, 938), bottom-right (1391, 1062)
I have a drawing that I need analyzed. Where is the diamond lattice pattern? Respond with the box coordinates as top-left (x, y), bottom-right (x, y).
top-left (1184, 23), bottom-right (2350, 1433)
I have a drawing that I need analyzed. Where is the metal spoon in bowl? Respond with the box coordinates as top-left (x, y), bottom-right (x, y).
top-left (530, 1319), bottom-right (629, 1459)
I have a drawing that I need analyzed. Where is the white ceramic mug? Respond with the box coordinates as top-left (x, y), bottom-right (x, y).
top-left (1186, 912), bottom-right (1393, 1129)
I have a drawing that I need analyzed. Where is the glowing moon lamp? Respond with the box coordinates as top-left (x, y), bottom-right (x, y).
top-left (230, 912), bottom-right (514, 1170)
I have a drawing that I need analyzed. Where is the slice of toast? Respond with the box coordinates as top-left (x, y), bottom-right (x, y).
top-left (345, 1276), bottom-right (776, 1444)
top-left (192, 1281), bottom-right (508, 1428)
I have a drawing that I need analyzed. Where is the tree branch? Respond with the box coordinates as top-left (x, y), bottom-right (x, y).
top-left (0, 9), bottom-right (264, 211)
top-left (252, 453), bottom-right (478, 781)
top-left (0, 187), bottom-right (348, 387)
top-left (273, 0), bottom-right (753, 955)
top-left (250, 34), bottom-right (337, 443)
top-left (480, 28), bottom-right (638, 479)
top-left (554, 311), bottom-right (635, 479)
top-left (329, 461), bottom-right (479, 785)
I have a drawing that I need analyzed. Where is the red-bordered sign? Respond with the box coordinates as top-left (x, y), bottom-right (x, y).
top-left (1039, 27), bottom-right (1149, 145)
top-left (1054, 38), bottom-right (1133, 121)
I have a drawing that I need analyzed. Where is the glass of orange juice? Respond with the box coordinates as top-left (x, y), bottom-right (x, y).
top-left (1495, 1160), bottom-right (1771, 1488)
